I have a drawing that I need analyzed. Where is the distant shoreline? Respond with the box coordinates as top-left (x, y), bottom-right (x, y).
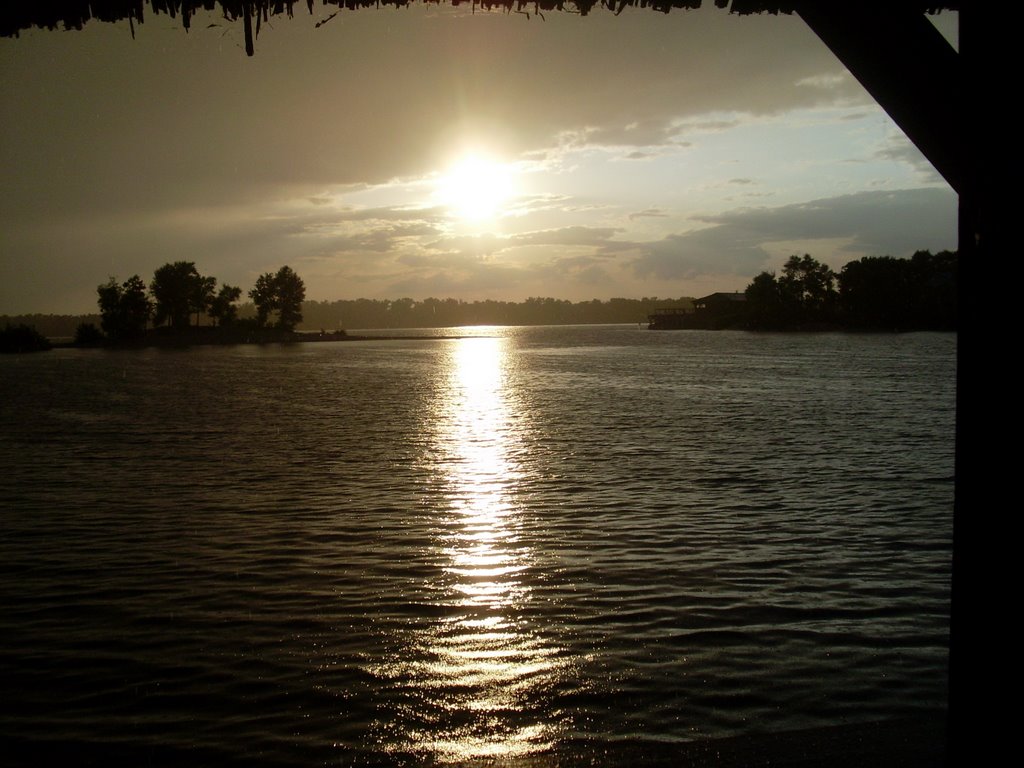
top-left (48, 328), bottom-right (490, 351)
top-left (4, 320), bottom-right (957, 355)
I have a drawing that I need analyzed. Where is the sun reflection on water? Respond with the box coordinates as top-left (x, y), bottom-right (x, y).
top-left (375, 336), bottom-right (566, 762)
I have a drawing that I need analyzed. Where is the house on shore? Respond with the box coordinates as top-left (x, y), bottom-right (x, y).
top-left (693, 292), bottom-right (747, 315)
top-left (647, 306), bottom-right (693, 330)
top-left (648, 292), bottom-right (747, 330)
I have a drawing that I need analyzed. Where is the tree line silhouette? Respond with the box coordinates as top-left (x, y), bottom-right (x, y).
top-left (2, 295), bottom-right (694, 341)
top-left (741, 250), bottom-right (956, 330)
top-left (85, 262), bottom-right (306, 344)
top-left (1, 250), bottom-right (957, 352)
top-left (0, 322), bottom-right (52, 353)
top-left (300, 296), bottom-right (694, 330)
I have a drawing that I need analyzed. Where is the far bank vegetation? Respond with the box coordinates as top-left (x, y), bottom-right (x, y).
top-left (80, 261), bottom-right (307, 346)
top-left (1, 249), bottom-right (957, 350)
top-left (742, 250), bottom-right (956, 331)
top-left (649, 250), bottom-right (956, 331)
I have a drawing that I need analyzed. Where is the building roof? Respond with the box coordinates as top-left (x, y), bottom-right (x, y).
top-left (695, 292), bottom-right (747, 304)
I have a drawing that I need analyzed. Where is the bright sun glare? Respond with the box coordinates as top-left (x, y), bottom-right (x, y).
top-left (435, 153), bottom-right (517, 223)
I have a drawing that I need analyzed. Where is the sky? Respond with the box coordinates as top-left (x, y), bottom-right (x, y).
top-left (0, 4), bottom-right (958, 315)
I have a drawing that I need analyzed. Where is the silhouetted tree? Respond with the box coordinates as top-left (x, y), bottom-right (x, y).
top-left (249, 266), bottom-right (305, 329)
top-left (274, 266), bottom-right (305, 330)
top-left (249, 272), bottom-right (278, 327)
top-left (778, 254), bottom-right (837, 322)
top-left (190, 274), bottom-right (217, 326)
top-left (151, 261), bottom-right (204, 329)
top-left (209, 284), bottom-right (242, 326)
top-left (96, 278), bottom-right (121, 331)
top-left (387, 297), bottom-right (415, 327)
top-left (120, 275), bottom-right (152, 334)
top-left (0, 323), bottom-right (51, 353)
top-left (838, 255), bottom-right (908, 328)
top-left (839, 249), bottom-right (957, 330)
top-left (97, 274), bottom-right (151, 340)
top-left (744, 271), bottom-right (783, 328)
top-left (74, 322), bottom-right (104, 346)
top-left (908, 249), bottom-right (957, 330)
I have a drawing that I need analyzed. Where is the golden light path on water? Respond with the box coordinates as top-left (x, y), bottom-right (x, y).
top-left (398, 336), bottom-right (566, 762)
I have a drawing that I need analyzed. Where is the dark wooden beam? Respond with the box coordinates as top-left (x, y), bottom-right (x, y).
top-left (796, 6), bottom-right (988, 765)
top-left (795, 2), bottom-right (961, 194)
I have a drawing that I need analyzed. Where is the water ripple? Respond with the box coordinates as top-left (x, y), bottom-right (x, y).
top-left (0, 329), bottom-right (954, 764)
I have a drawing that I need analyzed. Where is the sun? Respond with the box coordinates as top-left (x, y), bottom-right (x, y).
top-left (434, 152), bottom-right (517, 223)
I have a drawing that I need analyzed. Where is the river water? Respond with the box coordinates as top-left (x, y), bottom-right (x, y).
top-left (0, 325), bottom-right (955, 765)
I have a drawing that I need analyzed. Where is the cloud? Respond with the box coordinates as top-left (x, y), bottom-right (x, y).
top-left (0, 5), bottom-right (954, 312)
top-left (560, 121), bottom-right (684, 152)
top-left (384, 246), bottom-right (620, 299)
top-left (670, 117), bottom-right (742, 136)
top-left (309, 223), bottom-right (441, 254)
top-left (505, 193), bottom-right (573, 216)
top-left (421, 226), bottom-right (624, 261)
top-left (545, 254), bottom-right (616, 285)
top-left (4, 5), bottom-right (855, 211)
top-left (359, 227), bottom-right (627, 300)
top-left (508, 226), bottom-right (623, 248)
top-left (385, 260), bottom-right (528, 298)
top-left (628, 208), bottom-right (669, 221)
top-left (795, 72), bottom-right (850, 89)
top-left (699, 187), bottom-right (955, 252)
top-left (874, 135), bottom-right (943, 183)
top-left (629, 187), bottom-right (957, 279)
top-left (628, 228), bottom-right (770, 280)
top-left (331, 205), bottom-right (447, 224)
top-left (425, 233), bottom-right (507, 259)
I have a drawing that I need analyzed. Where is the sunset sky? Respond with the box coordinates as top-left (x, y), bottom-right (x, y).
top-left (0, 4), bottom-right (958, 315)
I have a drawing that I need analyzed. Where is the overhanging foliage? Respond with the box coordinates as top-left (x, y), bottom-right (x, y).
top-left (0, 2), bottom-right (962, 57)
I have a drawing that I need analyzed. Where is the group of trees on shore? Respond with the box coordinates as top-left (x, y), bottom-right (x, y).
top-left (741, 250), bottom-right (956, 330)
top-left (2, 295), bottom-right (693, 341)
top-left (2, 249), bottom-right (958, 351)
top-left (0, 322), bottom-right (52, 353)
top-left (89, 262), bottom-right (305, 343)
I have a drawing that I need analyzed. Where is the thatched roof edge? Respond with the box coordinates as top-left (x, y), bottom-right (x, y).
top-left (0, 1), bottom-right (962, 47)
